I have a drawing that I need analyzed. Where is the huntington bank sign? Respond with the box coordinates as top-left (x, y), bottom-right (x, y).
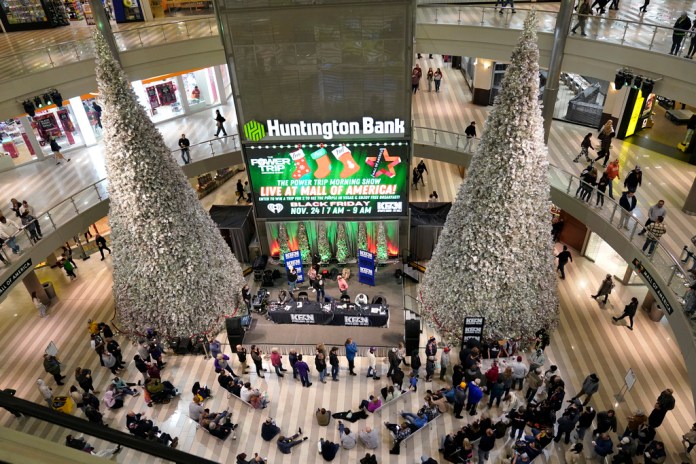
top-left (244, 117), bottom-right (405, 142)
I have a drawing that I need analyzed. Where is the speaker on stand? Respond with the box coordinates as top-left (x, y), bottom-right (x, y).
top-left (226, 317), bottom-right (246, 348)
top-left (404, 319), bottom-right (421, 354)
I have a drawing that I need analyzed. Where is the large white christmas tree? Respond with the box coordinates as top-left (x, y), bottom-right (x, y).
top-left (421, 12), bottom-right (559, 345)
top-left (94, 31), bottom-right (246, 339)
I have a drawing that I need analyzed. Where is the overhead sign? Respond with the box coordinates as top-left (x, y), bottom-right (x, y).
top-left (462, 316), bottom-right (485, 344)
top-left (631, 258), bottom-right (673, 314)
top-left (245, 141), bottom-right (409, 219)
top-left (244, 117), bottom-right (406, 141)
top-left (283, 250), bottom-right (304, 284)
top-left (0, 258), bottom-right (32, 298)
top-left (358, 249), bottom-right (376, 286)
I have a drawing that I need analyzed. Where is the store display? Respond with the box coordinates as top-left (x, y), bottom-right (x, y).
top-left (112, 0), bottom-right (143, 22)
top-left (81, 0), bottom-right (94, 24)
top-left (145, 86), bottom-right (160, 111)
top-left (0, 0), bottom-right (47, 24)
top-left (0, 0), bottom-right (68, 30)
top-left (63, 0), bottom-right (82, 20)
top-left (156, 82), bottom-right (177, 105)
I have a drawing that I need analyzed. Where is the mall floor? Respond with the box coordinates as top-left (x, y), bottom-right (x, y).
top-left (0, 64), bottom-right (695, 464)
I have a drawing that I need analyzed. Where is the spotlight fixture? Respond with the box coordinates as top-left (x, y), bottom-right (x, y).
top-left (33, 96), bottom-right (43, 108)
top-left (43, 93), bottom-right (52, 106)
top-left (622, 73), bottom-right (633, 88)
top-left (49, 89), bottom-right (63, 107)
top-left (632, 75), bottom-right (643, 89)
top-left (614, 72), bottom-right (626, 89)
top-left (22, 100), bottom-right (36, 117)
top-left (642, 79), bottom-right (654, 95)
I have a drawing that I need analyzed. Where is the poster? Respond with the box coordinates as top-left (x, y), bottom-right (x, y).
top-left (283, 250), bottom-right (304, 284)
top-left (358, 249), bottom-right (375, 286)
top-left (461, 316), bottom-right (485, 344)
top-left (146, 86), bottom-right (160, 110)
top-left (57, 110), bottom-right (75, 145)
top-left (245, 141), bottom-right (409, 219)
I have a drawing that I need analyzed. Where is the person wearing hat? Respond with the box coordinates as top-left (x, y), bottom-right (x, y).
top-left (439, 347), bottom-right (450, 381)
top-left (572, 373), bottom-right (600, 405)
top-left (453, 381), bottom-right (467, 418)
top-left (366, 347), bottom-right (379, 380)
top-left (615, 435), bottom-right (636, 460)
top-left (467, 378), bottom-right (484, 416)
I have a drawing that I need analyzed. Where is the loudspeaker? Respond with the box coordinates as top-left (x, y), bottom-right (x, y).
top-left (404, 319), bottom-right (421, 353)
top-left (226, 317), bottom-right (245, 348)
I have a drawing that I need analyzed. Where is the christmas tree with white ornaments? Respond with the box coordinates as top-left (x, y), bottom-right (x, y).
top-left (93, 30), bottom-right (246, 339)
top-left (421, 11), bottom-right (559, 346)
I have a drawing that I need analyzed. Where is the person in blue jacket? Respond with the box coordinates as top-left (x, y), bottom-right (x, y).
top-left (345, 339), bottom-right (358, 376)
top-left (467, 379), bottom-right (484, 416)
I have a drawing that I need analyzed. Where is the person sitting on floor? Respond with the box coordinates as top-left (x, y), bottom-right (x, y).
top-left (400, 410), bottom-right (428, 430)
top-left (207, 414), bottom-right (237, 440)
top-left (358, 395), bottom-right (382, 413)
top-left (65, 435), bottom-right (123, 458)
top-left (316, 408), bottom-right (331, 426)
top-left (318, 438), bottom-right (340, 461)
top-left (143, 377), bottom-right (178, 406)
top-left (189, 396), bottom-right (206, 421)
top-left (332, 408), bottom-right (369, 422)
top-left (381, 385), bottom-right (403, 401)
top-left (277, 430), bottom-right (308, 454)
top-left (261, 418), bottom-right (281, 441)
top-left (102, 384), bottom-right (124, 410)
top-left (240, 382), bottom-right (269, 409)
top-left (338, 421), bottom-right (357, 449)
top-left (144, 426), bottom-right (179, 448)
top-left (358, 426), bottom-right (379, 450)
top-left (111, 377), bottom-right (139, 397)
top-left (384, 420), bottom-right (413, 455)
top-left (191, 381), bottom-right (211, 401)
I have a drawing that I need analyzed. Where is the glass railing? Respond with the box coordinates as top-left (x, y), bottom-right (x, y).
top-left (0, 16), bottom-right (219, 82)
top-left (418, 5), bottom-right (694, 57)
top-left (169, 134), bottom-right (240, 165)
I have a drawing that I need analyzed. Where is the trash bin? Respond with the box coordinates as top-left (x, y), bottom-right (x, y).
top-left (649, 302), bottom-right (664, 322)
top-left (43, 282), bottom-right (56, 299)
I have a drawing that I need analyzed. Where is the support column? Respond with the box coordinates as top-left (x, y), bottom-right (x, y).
top-left (46, 252), bottom-right (59, 268)
top-left (472, 59), bottom-right (494, 106)
top-left (683, 178), bottom-right (696, 215)
top-left (213, 65), bottom-right (228, 104)
top-left (542, 0), bottom-right (575, 143)
top-left (175, 75), bottom-right (191, 115)
top-left (19, 117), bottom-right (43, 161)
top-left (22, 270), bottom-right (50, 305)
top-left (88, 0), bottom-right (122, 66)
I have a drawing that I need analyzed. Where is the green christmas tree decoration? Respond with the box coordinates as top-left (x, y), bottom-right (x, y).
top-left (377, 222), bottom-right (388, 262)
top-left (298, 222), bottom-right (310, 263)
top-left (278, 223), bottom-right (290, 263)
top-left (336, 222), bottom-right (349, 263)
top-left (358, 222), bottom-right (368, 251)
top-left (318, 222), bottom-right (331, 262)
top-left (93, 30), bottom-right (246, 339)
top-left (421, 12), bottom-right (559, 346)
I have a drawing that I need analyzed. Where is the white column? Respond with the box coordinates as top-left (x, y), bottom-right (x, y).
top-left (175, 75), bottom-right (190, 114)
top-left (214, 65), bottom-right (228, 103)
top-left (69, 97), bottom-right (97, 147)
top-left (18, 117), bottom-right (44, 160)
top-left (140, 0), bottom-right (154, 21)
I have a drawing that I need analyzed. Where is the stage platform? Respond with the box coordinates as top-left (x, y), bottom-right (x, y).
top-left (237, 262), bottom-right (408, 356)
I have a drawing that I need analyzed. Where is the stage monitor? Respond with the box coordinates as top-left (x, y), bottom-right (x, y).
top-left (245, 141), bottom-right (410, 219)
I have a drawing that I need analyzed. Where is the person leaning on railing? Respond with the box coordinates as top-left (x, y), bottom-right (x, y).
top-left (0, 216), bottom-right (22, 255)
top-left (670, 12), bottom-right (692, 56)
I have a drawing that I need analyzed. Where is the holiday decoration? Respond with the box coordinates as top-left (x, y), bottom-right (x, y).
top-left (318, 222), bottom-right (331, 262)
top-left (331, 145), bottom-right (359, 178)
top-left (311, 147), bottom-right (332, 179)
top-left (298, 222), bottom-right (311, 263)
top-left (358, 222), bottom-right (368, 251)
top-left (278, 223), bottom-right (290, 263)
top-left (336, 222), bottom-right (349, 263)
top-left (377, 222), bottom-right (388, 262)
top-left (421, 12), bottom-right (559, 346)
top-left (93, 30), bottom-right (246, 339)
top-left (290, 148), bottom-right (311, 179)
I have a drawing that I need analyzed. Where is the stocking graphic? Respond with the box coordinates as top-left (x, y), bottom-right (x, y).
top-left (311, 147), bottom-right (332, 179)
top-left (331, 145), bottom-right (359, 178)
top-left (290, 148), bottom-right (311, 179)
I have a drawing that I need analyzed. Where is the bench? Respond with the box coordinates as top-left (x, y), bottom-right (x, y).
top-left (374, 390), bottom-right (410, 416)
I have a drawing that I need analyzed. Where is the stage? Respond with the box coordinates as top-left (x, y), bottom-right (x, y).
top-left (238, 262), bottom-right (408, 355)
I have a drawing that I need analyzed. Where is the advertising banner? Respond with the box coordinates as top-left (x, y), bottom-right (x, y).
top-left (283, 250), bottom-right (304, 284)
top-left (461, 316), bottom-right (485, 345)
top-left (245, 141), bottom-right (409, 219)
top-left (358, 249), bottom-right (375, 286)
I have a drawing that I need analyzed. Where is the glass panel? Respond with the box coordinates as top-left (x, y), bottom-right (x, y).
top-left (584, 231), bottom-right (603, 261)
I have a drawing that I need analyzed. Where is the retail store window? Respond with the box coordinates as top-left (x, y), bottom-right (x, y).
top-left (0, 119), bottom-right (37, 168)
top-left (584, 232), bottom-right (642, 284)
top-left (132, 78), bottom-right (184, 124)
top-left (32, 105), bottom-right (85, 156)
top-left (182, 68), bottom-right (220, 111)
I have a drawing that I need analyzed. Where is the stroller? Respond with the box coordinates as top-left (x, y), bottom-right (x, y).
top-left (252, 288), bottom-right (269, 315)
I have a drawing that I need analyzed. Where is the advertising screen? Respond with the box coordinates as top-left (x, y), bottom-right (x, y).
top-left (245, 141), bottom-right (410, 219)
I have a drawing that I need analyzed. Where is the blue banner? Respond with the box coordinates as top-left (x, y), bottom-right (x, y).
top-left (358, 249), bottom-right (375, 286)
top-left (283, 251), bottom-right (304, 283)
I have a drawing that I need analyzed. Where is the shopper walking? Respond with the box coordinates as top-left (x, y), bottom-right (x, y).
top-left (426, 68), bottom-right (434, 92)
top-left (641, 216), bottom-right (666, 256)
top-left (37, 379), bottom-right (53, 407)
top-left (178, 134), bottom-right (191, 164)
top-left (95, 234), bottom-right (111, 260)
top-left (43, 354), bottom-right (66, 385)
top-left (648, 389), bottom-right (675, 428)
top-left (573, 132), bottom-right (594, 162)
top-left (638, 200), bottom-right (667, 235)
top-left (416, 160), bottom-right (428, 186)
top-left (214, 110), bottom-right (227, 137)
top-left (32, 291), bottom-right (47, 318)
top-left (63, 258), bottom-right (77, 281)
top-left (434, 68), bottom-right (443, 92)
top-left (49, 136), bottom-right (70, 164)
top-left (618, 190), bottom-right (637, 229)
top-left (624, 166), bottom-right (642, 193)
top-left (464, 122), bottom-right (477, 152)
top-left (571, 0), bottom-right (591, 36)
top-left (594, 121), bottom-right (615, 166)
top-left (572, 373), bottom-right (600, 405)
top-left (236, 179), bottom-right (245, 203)
top-left (612, 297), bottom-right (639, 330)
top-left (555, 245), bottom-right (573, 280)
top-left (595, 171), bottom-right (609, 207)
top-left (605, 159), bottom-right (620, 198)
top-left (670, 12), bottom-right (692, 55)
top-left (591, 274), bottom-right (615, 303)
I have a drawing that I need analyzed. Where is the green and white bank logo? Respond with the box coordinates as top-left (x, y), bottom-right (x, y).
top-left (244, 120), bottom-right (266, 142)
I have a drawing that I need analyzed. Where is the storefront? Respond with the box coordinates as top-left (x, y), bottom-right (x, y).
top-left (584, 232), bottom-right (643, 285)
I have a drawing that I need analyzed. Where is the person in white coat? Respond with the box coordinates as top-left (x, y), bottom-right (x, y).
top-left (37, 379), bottom-right (53, 407)
top-left (366, 347), bottom-right (379, 380)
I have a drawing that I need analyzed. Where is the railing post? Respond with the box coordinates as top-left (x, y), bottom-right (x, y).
top-left (161, 26), bottom-right (167, 43)
top-left (138, 29), bottom-right (144, 47)
top-left (209, 141), bottom-right (215, 157)
top-left (620, 22), bottom-right (629, 45)
top-left (94, 183), bottom-right (102, 201)
top-left (648, 27), bottom-right (658, 50)
top-left (609, 203), bottom-right (618, 223)
top-left (435, 7), bottom-right (438, 24)
top-left (481, 7), bottom-right (485, 25)
top-left (629, 220), bottom-right (639, 240)
top-left (184, 21), bottom-right (191, 39)
top-left (667, 265), bottom-right (677, 286)
top-left (46, 48), bottom-right (55, 67)
top-left (208, 18), bottom-right (214, 35)
top-left (458, 8), bottom-right (462, 24)
top-left (455, 134), bottom-right (461, 150)
top-left (433, 131), bottom-right (438, 146)
top-left (70, 198), bottom-right (80, 215)
top-left (46, 212), bottom-right (56, 230)
top-left (566, 175), bottom-right (573, 194)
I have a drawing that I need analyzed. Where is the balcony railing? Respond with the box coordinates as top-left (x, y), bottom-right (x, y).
top-left (417, 5), bottom-right (693, 57)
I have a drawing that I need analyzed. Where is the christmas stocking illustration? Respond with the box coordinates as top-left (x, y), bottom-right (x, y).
top-left (290, 148), bottom-right (311, 179)
top-left (311, 147), bottom-right (332, 179)
top-left (331, 145), bottom-right (359, 178)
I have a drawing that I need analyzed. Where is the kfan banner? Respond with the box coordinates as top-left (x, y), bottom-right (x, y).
top-left (283, 250), bottom-right (305, 284)
top-left (358, 249), bottom-right (375, 286)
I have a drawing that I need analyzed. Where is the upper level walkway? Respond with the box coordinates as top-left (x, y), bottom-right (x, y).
top-left (1, 0), bottom-right (695, 117)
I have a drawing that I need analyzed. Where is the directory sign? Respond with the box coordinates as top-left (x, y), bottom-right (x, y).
top-left (245, 141), bottom-right (409, 219)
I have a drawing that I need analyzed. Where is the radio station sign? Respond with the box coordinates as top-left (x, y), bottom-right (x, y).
top-left (631, 258), bottom-right (673, 314)
top-left (244, 117), bottom-right (406, 142)
top-left (462, 316), bottom-right (485, 344)
top-left (0, 258), bottom-right (32, 298)
top-left (358, 249), bottom-right (376, 286)
top-left (245, 141), bottom-right (409, 219)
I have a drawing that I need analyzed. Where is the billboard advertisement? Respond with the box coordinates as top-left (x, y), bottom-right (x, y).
top-left (245, 141), bottom-right (410, 219)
